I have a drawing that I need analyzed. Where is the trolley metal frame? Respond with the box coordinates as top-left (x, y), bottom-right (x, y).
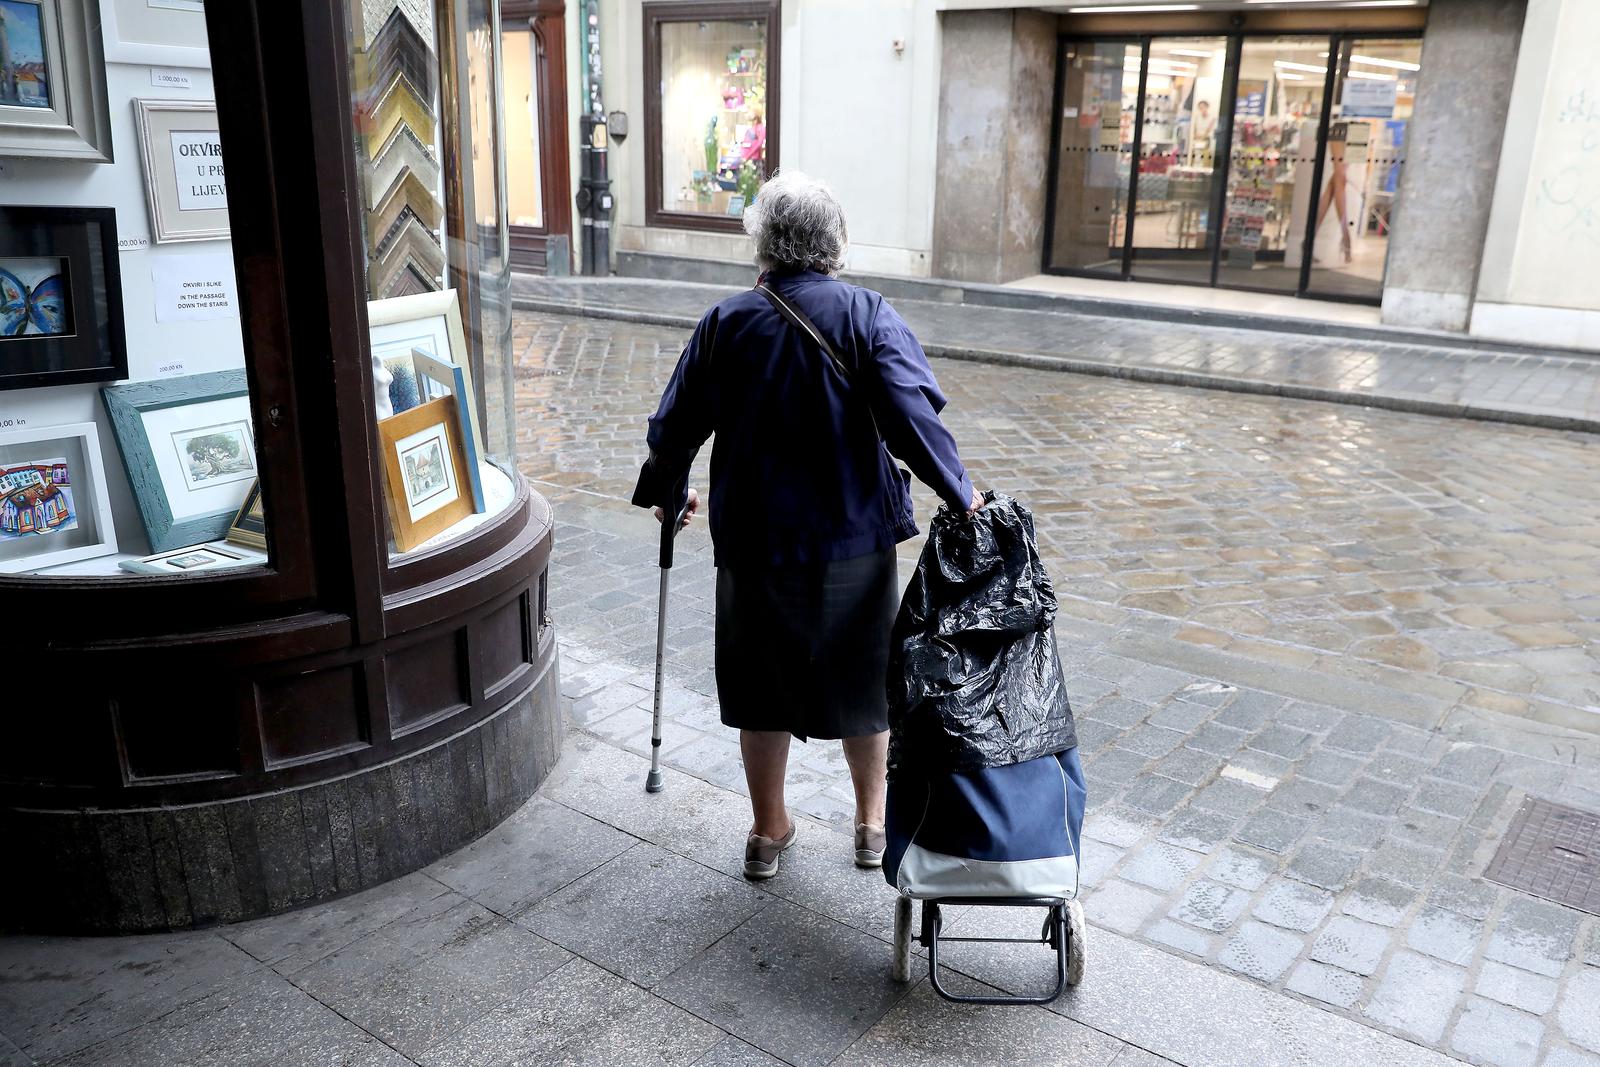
top-left (892, 894), bottom-right (1086, 1006)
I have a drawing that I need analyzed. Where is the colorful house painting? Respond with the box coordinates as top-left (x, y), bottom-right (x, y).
top-left (0, 461), bottom-right (75, 537)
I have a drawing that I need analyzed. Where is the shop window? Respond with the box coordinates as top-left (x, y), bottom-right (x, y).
top-left (0, 3), bottom-right (279, 580)
top-left (644, 1), bottom-right (780, 233)
top-left (345, 0), bottom-right (519, 563)
top-left (1303, 38), bottom-right (1423, 302)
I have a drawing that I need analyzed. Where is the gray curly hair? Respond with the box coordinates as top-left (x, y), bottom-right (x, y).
top-left (743, 171), bottom-right (849, 275)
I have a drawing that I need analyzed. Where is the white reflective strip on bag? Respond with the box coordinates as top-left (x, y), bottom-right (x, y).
top-left (895, 844), bottom-right (1080, 900)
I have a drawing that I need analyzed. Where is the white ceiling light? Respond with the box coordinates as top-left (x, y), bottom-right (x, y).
top-left (1350, 53), bottom-right (1421, 71)
top-left (1274, 60), bottom-right (1327, 74)
top-left (1168, 49), bottom-right (1215, 58)
top-left (1246, 0), bottom-right (1416, 5)
top-left (1347, 70), bottom-right (1398, 80)
top-left (1275, 72), bottom-right (1306, 80)
top-left (1067, 4), bottom-right (1201, 12)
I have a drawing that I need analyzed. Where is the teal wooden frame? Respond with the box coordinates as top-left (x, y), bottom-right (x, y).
top-left (100, 369), bottom-right (254, 553)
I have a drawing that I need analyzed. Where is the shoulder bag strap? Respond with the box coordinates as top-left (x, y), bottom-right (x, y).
top-left (755, 282), bottom-right (881, 440)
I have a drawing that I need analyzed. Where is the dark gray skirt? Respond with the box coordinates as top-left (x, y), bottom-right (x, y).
top-left (715, 548), bottom-right (898, 740)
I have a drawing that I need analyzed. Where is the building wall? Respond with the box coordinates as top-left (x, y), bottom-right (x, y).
top-left (1471, 0), bottom-right (1600, 347)
top-left (931, 9), bottom-right (1056, 285)
top-left (1380, 0), bottom-right (1526, 332)
top-left (597, 0), bottom-right (943, 276)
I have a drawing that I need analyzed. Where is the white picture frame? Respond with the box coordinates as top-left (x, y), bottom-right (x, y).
top-left (0, 420), bottom-right (118, 573)
top-left (0, 0), bottom-right (113, 160)
top-left (367, 288), bottom-right (471, 416)
top-left (99, 0), bottom-right (211, 68)
top-left (133, 98), bottom-right (229, 243)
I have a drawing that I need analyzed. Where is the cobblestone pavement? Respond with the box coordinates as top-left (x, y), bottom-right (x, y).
top-left (513, 275), bottom-right (1600, 432)
top-left (517, 308), bottom-right (1600, 1067)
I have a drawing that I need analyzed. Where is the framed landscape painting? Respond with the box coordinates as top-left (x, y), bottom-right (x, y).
top-left (378, 394), bottom-right (473, 552)
top-left (101, 369), bottom-right (258, 552)
top-left (0, 0), bottom-right (113, 160)
top-left (0, 420), bottom-right (117, 572)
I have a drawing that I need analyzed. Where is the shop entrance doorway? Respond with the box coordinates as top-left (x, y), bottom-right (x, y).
top-left (503, 0), bottom-right (573, 274)
top-left (1043, 31), bottom-right (1421, 305)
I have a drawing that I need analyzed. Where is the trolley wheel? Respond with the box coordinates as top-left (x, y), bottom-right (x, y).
top-left (1065, 899), bottom-right (1087, 987)
top-left (891, 896), bottom-right (913, 984)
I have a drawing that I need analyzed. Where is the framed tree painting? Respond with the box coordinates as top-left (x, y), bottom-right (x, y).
top-left (0, 205), bottom-right (128, 390)
top-left (0, 0), bottom-right (113, 160)
top-left (0, 420), bottom-right (118, 573)
top-left (101, 369), bottom-right (260, 552)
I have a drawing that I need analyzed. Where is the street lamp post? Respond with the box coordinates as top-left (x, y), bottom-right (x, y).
top-left (575, 0), bottom-right (612, 275)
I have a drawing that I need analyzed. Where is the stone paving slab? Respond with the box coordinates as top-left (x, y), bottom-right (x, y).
top-left (512, 276), bottom-right (1600, 434)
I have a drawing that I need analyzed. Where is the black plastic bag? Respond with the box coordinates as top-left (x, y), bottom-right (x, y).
top-left (887, 492), bottom-right (1076, 778)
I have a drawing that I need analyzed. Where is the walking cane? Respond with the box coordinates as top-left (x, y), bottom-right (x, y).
top-left (646, 475), bottom-right (690, 794)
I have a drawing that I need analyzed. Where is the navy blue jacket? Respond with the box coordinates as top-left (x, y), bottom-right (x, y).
top-left (632, 269), bottom-right (974, 568)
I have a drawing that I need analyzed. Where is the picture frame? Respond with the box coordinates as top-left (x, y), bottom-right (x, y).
top-left (0, 205), bottom-right (128, 391)
top-left (378, 394), bottom-right (473, 553)
top-left (101, 369), bottom-right (259, 552)
top-left (225, 478), bottom-right (266, 549)
top-left (408, 346), bottom-right (486, 512)
top-left (0, 0), bottom-right (113, 161)
top-left (99, 0), bottom-right (211, 68)
top-left (367, 288), bottom-right (472, 420)
top-left (0, 420), bottom-right (118, 573)
top-left (132, 99), bottom-right (230, 244)
top-left (119, 540), bottom-right (265, 576)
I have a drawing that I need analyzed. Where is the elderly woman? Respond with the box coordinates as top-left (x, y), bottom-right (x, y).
top-left (633, 171), bottom-right (980, 880)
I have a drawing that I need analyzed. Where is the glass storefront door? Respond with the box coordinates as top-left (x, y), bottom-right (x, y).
top-left (1303, 38), bottom-right (1424, 301)
top-left (1126, 37), bottom-right (1229, 284)
top-left (1215, 36), bottom-right (1333, 292)
top-left (1046, 40), bottom-right (1141, 275)
top-left (1044, 30), bottom-right (1423, 306)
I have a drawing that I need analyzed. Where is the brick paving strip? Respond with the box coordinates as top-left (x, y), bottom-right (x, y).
top-left (512, 275), bottom-right (1600, 435)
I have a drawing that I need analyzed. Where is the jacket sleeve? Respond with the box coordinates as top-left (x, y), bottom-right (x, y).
top-left (631, 308), bottom-right (717, 511)
top-left (863, 299), bottom-right (975, 513)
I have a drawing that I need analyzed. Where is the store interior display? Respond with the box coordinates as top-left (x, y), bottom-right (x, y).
top-left (1048, 32), bottom-right (1421, 303)
top-left (0, 0), bottom-right (514, 579)
top-left (658, 17), bottom-right (770, 218)
top-left (353, 7), bottom-right (447, 299)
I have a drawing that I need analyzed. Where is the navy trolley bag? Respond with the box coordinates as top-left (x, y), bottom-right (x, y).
top-left (883, 494), bottom-right (1087, 1003)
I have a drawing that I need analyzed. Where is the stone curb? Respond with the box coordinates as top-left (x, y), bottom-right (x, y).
top-left (513, 296), bottom-right (1600, 438)
top-left (611, 249), bottom-right (1600, 361)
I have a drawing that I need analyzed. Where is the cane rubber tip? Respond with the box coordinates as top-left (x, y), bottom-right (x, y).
top-left (645, 770), bottom-right (664, 793)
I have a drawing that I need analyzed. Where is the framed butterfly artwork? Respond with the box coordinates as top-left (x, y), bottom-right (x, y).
top-left (0, 205), bottom-right (127, 390)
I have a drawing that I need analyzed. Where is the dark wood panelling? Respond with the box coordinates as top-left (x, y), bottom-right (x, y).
top-left (388, 629), bottom-right (470, 734)
top-left (476, 591), bottom-right (532, 702)
top-left (116, 691), bottom-right (242, 783)
top-left (257, 664), bottom-right (367, 767)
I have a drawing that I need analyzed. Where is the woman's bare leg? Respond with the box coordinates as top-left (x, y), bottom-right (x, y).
top-left (842, 730), bottom-right (889, 828)
top-left (740, 729), bottom-right (792, 839)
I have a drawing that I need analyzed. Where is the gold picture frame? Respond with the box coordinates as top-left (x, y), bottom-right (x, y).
top-left (225, 478), bottom-right (267, 549)
top-left (378, 395), bottom-right (473, 552)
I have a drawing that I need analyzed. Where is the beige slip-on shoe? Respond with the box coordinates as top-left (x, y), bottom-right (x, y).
top-left (744, 819), bottom-right (798, 880)
top-left (855, 823), bottom-right (886, 869)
